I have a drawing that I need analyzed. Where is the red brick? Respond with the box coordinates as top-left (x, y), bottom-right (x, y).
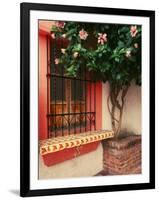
top-left (103, 135), bottom-right (141, 175)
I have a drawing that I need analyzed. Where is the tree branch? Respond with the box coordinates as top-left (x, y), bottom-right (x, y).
top-left (111, 86), bottom-right (122, 110)
top-left (121, 85), bottom-right (129, 108)
top-left (107, 95), bottom-right (119, 123)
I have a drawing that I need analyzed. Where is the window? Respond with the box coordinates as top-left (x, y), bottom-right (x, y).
top-left (47, 36), bottom-right (96, 138)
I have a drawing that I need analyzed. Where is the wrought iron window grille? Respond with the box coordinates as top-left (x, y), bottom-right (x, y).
top-left (47, 36), bottom-right (96, 138)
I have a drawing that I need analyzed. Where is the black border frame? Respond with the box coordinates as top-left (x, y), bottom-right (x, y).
top-left (20, 2), bottom-right (155, 197)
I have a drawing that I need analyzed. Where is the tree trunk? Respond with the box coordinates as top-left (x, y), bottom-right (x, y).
top-left (115, 106), bottom-right (124, 137)
top-left (111, 104), bottom-right (116, 133)
top-left (107, 84), bottom-right (129, 138)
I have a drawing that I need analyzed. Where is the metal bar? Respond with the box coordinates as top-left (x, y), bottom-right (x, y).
top-left (94, 81), bottom-right (96, 130)
top-left (68, 80), bottom-right (71, 135)
top-left (54, 38), bottom-right (57, 137)
top-left (80, 68), bottom-right (82, 133)
top-left (75, 78), bottom-right (77, 135)
top-left (85, 66), bottom-right (87, 132)
top-left (47, 73), bottom-right (93, 82)
top-left (47, 36), bottom-right (49, 138)
top-left (74, 79), bottom-right (76, 134)
top-left (61, 38), bottom-right (64, 137)
top-left (90, 82), bottom-right (92, 131)
top-left (47, 112), bottom-right (95, 117)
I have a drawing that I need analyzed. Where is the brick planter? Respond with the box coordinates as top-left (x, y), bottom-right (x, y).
top-left (102, 135), bottom-right (141, 175)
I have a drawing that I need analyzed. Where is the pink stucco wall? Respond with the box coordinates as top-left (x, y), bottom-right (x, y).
top-left (95, 82), bottom-right (102, 130)
top-left (87, 82), bottom-right (102, 131)
top-left (39, 33), bottom-right (48, 140)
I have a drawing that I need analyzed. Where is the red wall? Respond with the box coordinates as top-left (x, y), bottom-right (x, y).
top-left (38, 31), bottom-right (103, 140)
top-left (86, 82), bottom-right (102, 131)
top-left (95, 82), bottom-right (102, 130)
top-left (39, 33), bottom-right (48, 140)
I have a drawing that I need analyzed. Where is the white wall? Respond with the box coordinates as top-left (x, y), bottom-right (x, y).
top-left (0, 0), bottom-right (158, 200)
top-left (123, 83), bottom-right (141, 134)
top-left (102, 82), bottom-right (141, 135)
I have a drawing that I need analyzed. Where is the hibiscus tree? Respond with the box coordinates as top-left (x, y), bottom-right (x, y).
top-left (51, 22), bottom-right (141, 137)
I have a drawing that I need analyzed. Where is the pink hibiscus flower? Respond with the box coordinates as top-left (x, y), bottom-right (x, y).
top-left (79, 29), bottom-right (88, 40)
top-left (62, 34), bottom-right (66, 38)
top-left (61, 48), bottom-right (66, 54)
top-left (98, 33), bottom-right (107, 45)
top-left (130, 25), bottom-right (138, 37)
top-left (54, 58), bottom-right (59, 65)
top-left (51, 33), bottom-right (55, 39)
top-left (125, 50), bottom-right (131, 57)
top-left (134, 43), bottom-right (139, 48)
top-left (73, 52), bottom-right (79, 58)
top-left (55, 21), bottom-right (65, 28)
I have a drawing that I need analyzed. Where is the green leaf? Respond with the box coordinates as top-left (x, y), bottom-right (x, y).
top-left (51, 26), bottom-right (58, 32)
top-left (119, 48), bottom-right (125, 54)
top-left (51, 22), bottom-right (141, 87)
top-left (118, 41), bottom-right (125, 49)
top-left (73, 44), bottom-right (82, 51)
top-left (128, 56), bottom-right (136, 62)
top-left (118, 26), bottom-right (129, 34)
top-left (98, 53), bottom-right (102, 58)
top-left (115, 57), bottom-right (120, 62)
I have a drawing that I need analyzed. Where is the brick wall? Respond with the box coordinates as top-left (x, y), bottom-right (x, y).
top-left (102, 135), bottom-right (141, 175)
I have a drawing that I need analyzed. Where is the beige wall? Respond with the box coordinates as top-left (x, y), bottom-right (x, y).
top-left (102, 82), bottom-right (141, 135)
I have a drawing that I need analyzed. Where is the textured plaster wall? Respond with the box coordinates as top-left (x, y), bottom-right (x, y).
top-left (102, 82), bottom-right (141, 135)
